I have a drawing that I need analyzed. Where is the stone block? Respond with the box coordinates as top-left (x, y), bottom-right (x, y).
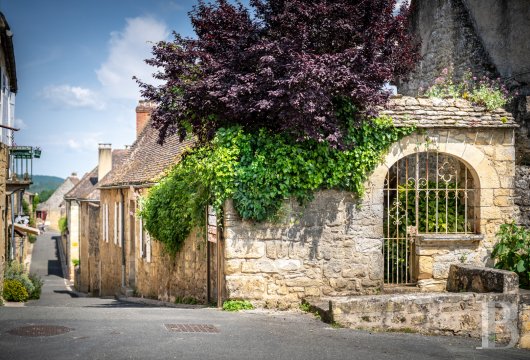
top-left (446, 264), bottom-right (519, 294)
top-left (417, 279), bottom-right (446, 292)
top-left (243, 260), bottom-right (280, 273)
top-left (418, 256), bottom-right (433, 280)
top-left (225, 275), bottom-right (267, 299)
top-left (275, 259), bottom-right (302, 271)
top-left (519, 335), bottom-right (530, 349)
top-left (355, 238), bottom-right (382, 253)
top-left (225, 239), bottom-right (265, 259)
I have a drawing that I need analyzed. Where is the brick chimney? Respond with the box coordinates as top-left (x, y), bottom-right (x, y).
top-left (98, 143), bottom-right (112, 181)
top-left (135, 100), bottom-right (156, 137)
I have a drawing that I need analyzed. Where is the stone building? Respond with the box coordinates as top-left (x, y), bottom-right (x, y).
top-left (36, 173), bottom-right (79, 231)
top-left (64, 146), bottom-right (128, 285)
top-left (0, 12), bottom-right (41, 301)
top-left (97, 101), bottom-right (199, 299)
top-left (398, 0), bottom-right (530, 225)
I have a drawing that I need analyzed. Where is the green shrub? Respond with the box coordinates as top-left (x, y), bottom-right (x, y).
top-left (72, 259), bottom-right (80, 267)
top-left (423, 68), bottom-right (512, 111)
top-left (491, 222), bottom-right (530, 289)
top-left (5, 262), bottom-right (34, 296)
top-left (28, 234), bottom-right (37, 244)
top-left (222, 300), bottom-right (254, 312)
top-left (28, 273), bottom-right (44, 300)
top-left (58, 217), bottom-right (68, 234)
top-left (3, 279), bottom-right (29, 302)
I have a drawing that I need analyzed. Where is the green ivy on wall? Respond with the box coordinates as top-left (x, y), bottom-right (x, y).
top-left (140, 116), bottom-right (414, 253)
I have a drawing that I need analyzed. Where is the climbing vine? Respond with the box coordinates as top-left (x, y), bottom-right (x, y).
top-left (140, 115), bottom-right (414, 253)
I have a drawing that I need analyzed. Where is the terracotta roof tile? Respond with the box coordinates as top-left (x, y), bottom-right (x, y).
top-left (99, 119), bottom-right (194, 188)
top-left (65, 149), bottom-right (129, 201)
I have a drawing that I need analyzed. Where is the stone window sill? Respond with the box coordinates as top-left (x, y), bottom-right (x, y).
top-left (416, 233), bottom-right (484, 243)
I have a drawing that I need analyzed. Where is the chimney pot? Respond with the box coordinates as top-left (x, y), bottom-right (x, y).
top-left (98, 143), bottom-right (112, 181)
top-left (135, 100), bottom-right (156, 137)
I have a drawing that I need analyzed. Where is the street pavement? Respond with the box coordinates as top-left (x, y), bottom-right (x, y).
top-left (1, 232), bottom-right (529, 360)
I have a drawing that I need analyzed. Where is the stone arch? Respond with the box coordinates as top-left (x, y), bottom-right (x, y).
top-left (368, 132), bottom-right (500, 209)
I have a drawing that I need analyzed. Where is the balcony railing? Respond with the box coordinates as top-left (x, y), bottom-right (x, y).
top-left (7, 146), bottom-right (41, 188)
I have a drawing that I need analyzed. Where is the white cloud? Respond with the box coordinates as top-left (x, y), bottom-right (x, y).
top-left (41, 85), bottom-right (105, 110)
top-left (14, 118), bottom-right (27, 129)
top-left (65, 132), bottom-right (104, 151)
top-left (96, 16), bottom-right (169, 100)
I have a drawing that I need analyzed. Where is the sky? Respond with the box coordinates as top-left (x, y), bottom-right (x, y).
top-left (1, 0), bottom-right (407, 179)
top-left (0, 0), bottom-right (204, 178)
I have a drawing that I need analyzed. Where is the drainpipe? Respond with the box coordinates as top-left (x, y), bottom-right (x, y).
top-left (120, 189), bottom-right (126, 288)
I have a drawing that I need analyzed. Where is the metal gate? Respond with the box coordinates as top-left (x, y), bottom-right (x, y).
top-left (383, 151), bottom-right (476, 284)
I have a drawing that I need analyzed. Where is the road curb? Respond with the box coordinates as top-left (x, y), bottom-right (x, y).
top-left (116, 295), bottom-right (209, 309)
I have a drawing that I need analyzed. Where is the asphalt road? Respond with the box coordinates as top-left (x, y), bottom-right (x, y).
top-left (1, 232), bottom-right (529, 360)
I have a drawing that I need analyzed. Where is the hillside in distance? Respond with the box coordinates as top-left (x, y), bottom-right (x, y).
top-left (29, 175), bottom-right (64, 197)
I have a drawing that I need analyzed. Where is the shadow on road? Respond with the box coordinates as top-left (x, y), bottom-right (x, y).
top-left (82, 301), bottom-right (159, 308)
top-left (47, 260), bottom-right (62, 276)
top-left (53, 290), bottom-right (79, 298)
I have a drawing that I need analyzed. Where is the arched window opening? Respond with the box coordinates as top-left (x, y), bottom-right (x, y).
top-left (383, 151), bottom-right (477, 284)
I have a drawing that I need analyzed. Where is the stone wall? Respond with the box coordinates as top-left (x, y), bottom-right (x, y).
top-left (515, 166), bottom-right (530, 227)
top-left (99, 188), bottom-right (125, 297)
top-left (78, 202), bottom-right (100, 295)
top-left (223, 124), bottom-right (517, 303)
top-left (98, 187), bottom-right (209, 301)
top-left (399, 0), bottom-right (496, 96)
top-left (519, 293), bottom-right (530, 349)
top-left (326, 292), bottom-right (518, 344)
top-left (134, 229), bottom-right (208, 303)
top-left (223, 190), bottom-right (383, 309)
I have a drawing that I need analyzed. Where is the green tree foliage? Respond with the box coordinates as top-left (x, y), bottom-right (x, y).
top-left (58, 217), bottom-right (68, 235)
top-left (492, 222), bottom-right (530, 289)
top-left (141, 115), bottom-right (414, 253)
top-left (37, 189), bottom-right (54, 203)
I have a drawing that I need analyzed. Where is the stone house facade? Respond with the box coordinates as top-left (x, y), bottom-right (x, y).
top-left (97, 101), bottom-right (203, 300)
top-left (37, 174), bottom-right (79, 231)
top-left (64, 146), bottom-right (128, 287)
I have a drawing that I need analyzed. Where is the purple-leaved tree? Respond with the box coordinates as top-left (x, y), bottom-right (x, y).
top-left (136, 0), bottom-right (419, 147)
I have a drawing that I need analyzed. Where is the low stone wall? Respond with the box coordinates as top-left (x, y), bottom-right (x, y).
top-left (447, 264), bottom-right (519, 294)
top-left (515, 165), bottom-right (530, 226)
top-left (223, 190), bottom-right (384, 309)
top-left (320, 292), bottom-right (518, 344)
top-left (519, 293), bottom-right (530, 349)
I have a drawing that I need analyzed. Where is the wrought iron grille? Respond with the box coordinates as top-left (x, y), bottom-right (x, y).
top-left (383, 151), bottom-right (476, 284)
